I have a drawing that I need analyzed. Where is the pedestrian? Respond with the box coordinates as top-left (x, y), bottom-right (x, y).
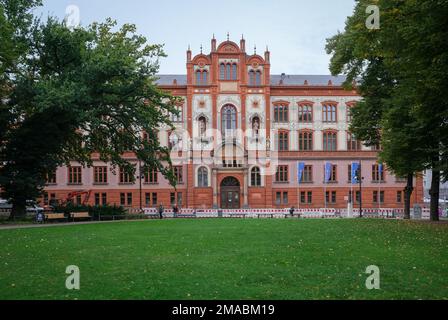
top-left (173, 204), bottom-right (179, 217)
top-left (36, 211), bottom-right (44, 224)
top-left (158, 203), bottom-right (164, 219)
top-left (289, 206), bottom-right (295, 216)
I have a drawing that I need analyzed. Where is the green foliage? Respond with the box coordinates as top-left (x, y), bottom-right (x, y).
top-left (53, 204), bottom-right (126, 217)
top-left (0, 7), bottom-right (180, 217)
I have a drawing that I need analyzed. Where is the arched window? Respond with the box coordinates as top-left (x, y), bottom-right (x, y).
top-left (221, 105), bottom-right (237, 132)
top-left (323, 104), bottom-right (337, 122)
top-left (202, 70), bottom-right (208, 85)
top-left (232, 64), bottom-right (237, 80)
top-left (220, 64), bottom-right (225, 79)
top-left (198, 167), bottom-right (208, 187)
top-left (323, 131), bottom-right (337, 151)
top-left (274, 104), bottom-right (289, 122)
top-left (226, 64), bottom-right (231, 80)
top-left (248, 70), bottom-right (255, 85)
top-left (347, 132), bottom-right (361, 150)
top-left (298, 105), bottom-right (313, 122)
top-left (196, 70), bottom-right (202, 85)
top-left (255, 71), bottom-right (262, 86)
top-left (251, 167), bottom-right (261, 187)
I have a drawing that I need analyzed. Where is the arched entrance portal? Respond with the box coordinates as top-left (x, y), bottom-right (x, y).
top-left (220, 177), bottom-right (241, 209)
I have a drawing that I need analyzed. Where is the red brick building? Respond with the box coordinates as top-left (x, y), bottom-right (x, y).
top-left (42, 36), bottom-right (423, 210)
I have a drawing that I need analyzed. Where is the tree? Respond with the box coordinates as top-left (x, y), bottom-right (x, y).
top-left (1, 15), bottom-right (180, 218)
top-left (326, 0), bottom-right (448, 220)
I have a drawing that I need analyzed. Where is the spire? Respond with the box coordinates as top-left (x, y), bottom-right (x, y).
top-left (211, 34), bottom-right (216, 52)
top-left (227, 32), bottom-right (230, 41)
top-left (200, 44), bottom-right (203, 54)
top-left (254, 45), bottom-right (257, 55)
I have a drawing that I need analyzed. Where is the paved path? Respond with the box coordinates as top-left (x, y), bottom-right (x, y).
top-left (0, 219), bottom-right (148, 230)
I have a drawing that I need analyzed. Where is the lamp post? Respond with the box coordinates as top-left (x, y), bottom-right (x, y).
top-left (138, 160), bottom-right (143, 212)
top-left (357, 161), bottom-right (364, 218)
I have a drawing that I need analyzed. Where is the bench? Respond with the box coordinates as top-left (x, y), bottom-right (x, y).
top-left (285, 213), bottom-right (301, 219)
top-left (70, 212), bottom-right (92, 222)
top-left (257, 213), bottom-right (274, 219)
top-left (228, 214), bottom-right (246, 219)
top-left (45, 213), bottom-right (67, 222)
top-left (175, 214), bottom-right (197, 219)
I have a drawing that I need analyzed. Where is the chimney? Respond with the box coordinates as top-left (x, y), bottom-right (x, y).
top-left (211, 34), bottom-right (216, 52)
top-left (240, 35), bottom-right (246, 52)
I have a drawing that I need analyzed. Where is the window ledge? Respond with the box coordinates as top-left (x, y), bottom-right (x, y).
top-left (67, 183), bottom-right (83, 186)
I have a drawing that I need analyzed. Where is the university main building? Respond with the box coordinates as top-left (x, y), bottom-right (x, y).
top-left (43, 37), bottom-right (423, 210)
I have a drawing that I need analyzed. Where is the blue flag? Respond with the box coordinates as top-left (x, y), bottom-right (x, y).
top-left (378, 163), bottom-right (383, 177)
top-left (297, 162), bottom-right (305, 183)
top-left (324, 162), bottom-right (332, 183)
top-left (351, 162), bottom-right (360, 184)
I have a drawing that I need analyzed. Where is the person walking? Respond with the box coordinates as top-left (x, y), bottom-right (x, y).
top-left (158, 203), bottom-right (164, 219)
top-left (173, 204), bottom-right (179, 218)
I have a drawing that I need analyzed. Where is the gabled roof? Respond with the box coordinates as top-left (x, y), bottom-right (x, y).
top-left (155, 75), bottom-right (187, 86)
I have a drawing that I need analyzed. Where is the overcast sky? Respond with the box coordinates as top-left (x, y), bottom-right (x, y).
top-left (34, 0), bottom-right (356, 75)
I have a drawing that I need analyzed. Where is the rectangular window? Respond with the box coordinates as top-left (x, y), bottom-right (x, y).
top-left (300, 191), bottom-right (313, 204)
top-left (144, 168), bottom-right (158, 184)
top-left (43, 192), bottom-right (49, 206)
top-left (170, 192), bottom-right (176, 206)
top-left (276, 192), bottom-right (282, 205)
top-left (323, 105), bottom-right (337, 122)
top-left (174, 166), bottom-right (183, 184)
top-left (46, 170), bottom-right (57, 184)
top-left (94, 166), bottom-right (108, 184)
top-left (152, 193), bottom-right (158, 206)
top-left (396, 191), bottom-right (402, 203)
top-left (68, 166), bottom-right (82, 184)
top-left (326, 191), bottom-right (337, 204)
top-left (372, 165), bottom-right (385, 182)
top-left (298, 131), bottom-right (313, 151)
top-left (323, 132), bottom-right (337, 151)
top-left (177, 192), bottom-right (183, 206)
top-left (277, 132), bottom-right (289, 151)
top-left (127, 193), bottom-right (133, 206)
top-left (274, 105), bottom-right (289, 123)
top-left (301, 165), bottom-right (313, 183)
top-left (347, 132), bottom-right (361, 151)
top-left (275, 165), bottom-right (289, 182)
top-left (373, 191), bottom-right (385, 203)
top-left (283, 192), bottom-right (288, 204)
top-left (120, 193), bottom-right (126, 206)
top-left (101, 193), bottom-right (107, 205)
top-left (145, 193), bottom-right (151, 206)
top-left (120, 167), bottom-right (135, 184)
top-left (170, 106), bottom-right (183, 123)
top-left (95, 193), bottom-right (100, 206)
top-left (325, 164), bottom-right (337, 183)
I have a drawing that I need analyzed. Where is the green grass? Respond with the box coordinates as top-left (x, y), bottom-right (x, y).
top-left (0, 219), bottom-right (447, 300)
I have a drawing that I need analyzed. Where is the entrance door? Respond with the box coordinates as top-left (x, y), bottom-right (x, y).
top-left (220, 177), bottom-right (241, 209)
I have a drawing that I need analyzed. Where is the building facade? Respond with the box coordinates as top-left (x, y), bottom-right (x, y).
top-left (42, 37), bottom-right (423, 209)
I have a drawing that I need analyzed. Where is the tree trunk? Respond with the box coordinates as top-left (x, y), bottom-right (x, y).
top-left (430, 170), bottom-right (440, 221)
top-left (9, 198), bottom-right (27, 220)
top-left (403, 173), bottom-right (414, 220)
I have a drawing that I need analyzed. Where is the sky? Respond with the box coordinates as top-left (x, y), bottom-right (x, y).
top-left (34, 0), bottom-right (356, 75)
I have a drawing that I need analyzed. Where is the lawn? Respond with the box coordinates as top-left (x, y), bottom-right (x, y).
top-left (0, 219), bottom-right (447, 300)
